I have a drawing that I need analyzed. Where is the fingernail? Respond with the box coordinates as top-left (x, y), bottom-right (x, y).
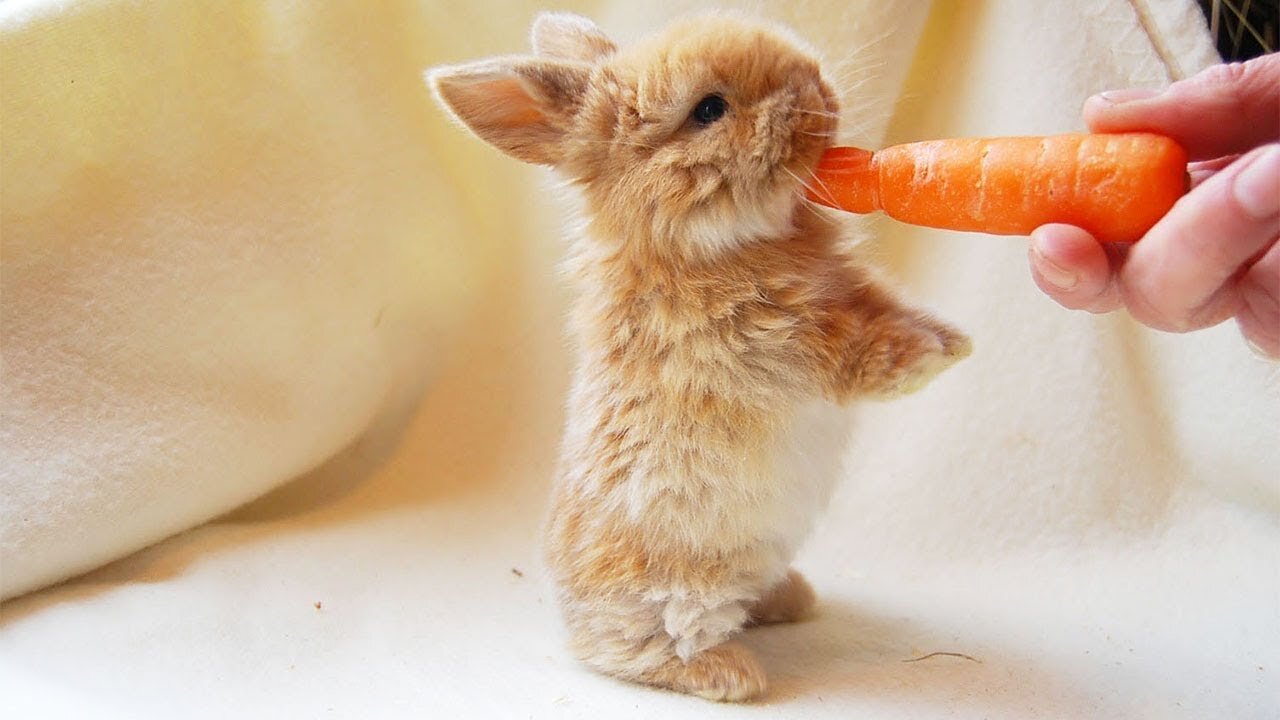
top-left (1095, 87), bottom-right (1162, 105)
top-left (1030, 246), bottom-right (1079, 291)
top-left (1244, 335), bottom-right (1280, 362)
top-left (1232, 145), bottom-right (1280, 220)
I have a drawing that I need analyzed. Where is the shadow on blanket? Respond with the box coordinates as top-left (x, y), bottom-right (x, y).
top-left (748, 597), bottom-right (1098, 713)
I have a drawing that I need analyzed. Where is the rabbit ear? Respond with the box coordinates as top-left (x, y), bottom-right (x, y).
top-left (531, 12), bottom-right (616, 62)
top-left (428, 57), bottom-right (591, 166)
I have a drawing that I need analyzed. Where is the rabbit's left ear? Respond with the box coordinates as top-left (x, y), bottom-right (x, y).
top-left (531, 12), bottom-right (616, 63)
top-left (428, 57), bottom-right (590, 166)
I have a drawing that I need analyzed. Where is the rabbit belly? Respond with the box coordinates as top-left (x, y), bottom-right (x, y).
top-left (762, 399), bottom-right (852, 559)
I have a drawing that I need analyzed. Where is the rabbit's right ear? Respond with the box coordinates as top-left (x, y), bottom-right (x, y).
top-left (531, 13), bottom-right (616, 62)
top-left (428, 58), bottom-right (591, 166)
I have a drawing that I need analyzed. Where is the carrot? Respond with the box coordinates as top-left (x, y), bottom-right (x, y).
top-left (807, 133), bottom-right (1188, 243)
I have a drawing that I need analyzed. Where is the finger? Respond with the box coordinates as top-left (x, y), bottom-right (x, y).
top-left (1028, 224), bottom-right (1122, 313)
top-left (1188, 155), bottom-right (1239, 189)
top-left (1084, 54), bottom-right (1280, 161)
top-left (1118, 144), bottom-right (1280, 332)
top-left (1235, 241), bottom-right (1280, 359)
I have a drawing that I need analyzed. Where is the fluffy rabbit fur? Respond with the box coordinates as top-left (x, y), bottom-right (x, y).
top-left (429, 12), bottom-right (970, 701)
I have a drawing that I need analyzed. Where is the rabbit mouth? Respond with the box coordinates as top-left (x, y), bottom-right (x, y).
top-left (775, 93), bottom-right (839, 205)
top-left (774, 148), bottom-right (832, 210)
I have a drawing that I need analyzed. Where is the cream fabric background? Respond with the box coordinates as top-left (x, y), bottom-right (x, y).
top-left (2, 1), bottom-right (1276, 718)
top-left (1, 0), bottom-right (504, 598)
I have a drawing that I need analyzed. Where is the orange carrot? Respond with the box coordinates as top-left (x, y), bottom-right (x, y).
top-left (807, 133), bottom-right (1188, 243)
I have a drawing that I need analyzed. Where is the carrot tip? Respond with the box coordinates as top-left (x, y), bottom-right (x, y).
top-left (807, 146), bottom-right (877, 214)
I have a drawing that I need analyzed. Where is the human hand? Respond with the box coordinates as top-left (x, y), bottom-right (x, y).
top-left (1028, 53), bottom-right (1279, 358)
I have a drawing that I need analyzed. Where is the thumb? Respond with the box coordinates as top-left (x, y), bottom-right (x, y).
top-left (1084, 53), bottom-right (1280, 160)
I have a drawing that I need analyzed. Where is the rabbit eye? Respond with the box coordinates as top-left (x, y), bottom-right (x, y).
top-left (691, 94), bottom-right (728, 125)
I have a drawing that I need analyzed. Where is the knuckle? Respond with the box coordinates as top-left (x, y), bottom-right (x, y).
top-left (1172, 58), bottom-right (1274, 119)
top-left (1195, 61), bottom-right (1249, 88)
top-left (1184, 57), bottom-right (1278, 114)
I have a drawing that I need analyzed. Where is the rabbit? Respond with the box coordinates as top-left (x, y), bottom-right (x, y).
top-left (428, 11), bottom-right (970, 702)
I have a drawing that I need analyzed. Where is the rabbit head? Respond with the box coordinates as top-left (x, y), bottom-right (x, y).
top-left (429, 12), bottom-right (840, 258)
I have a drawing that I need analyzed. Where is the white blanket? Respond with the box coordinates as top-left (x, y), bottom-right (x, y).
top-left (2, 1), bottom-right (1276, 718)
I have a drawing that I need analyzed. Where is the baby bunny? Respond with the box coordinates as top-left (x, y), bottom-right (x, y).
top-left (429, 12), bottom-right (970, 701)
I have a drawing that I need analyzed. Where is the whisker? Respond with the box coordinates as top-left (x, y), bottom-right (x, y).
top-left (837, 74), bottom-right (881, 90)
top-left (840, 115), bottom-right (877, 136)
top-left (830, 27), bottom-right (896, 60)
top-left (828, 76), bottom-right (882, 100)
top-left (782, 166), bottom-right (827, 204)
top-left (796, 193), bottom-right (843, 227)
top-left (795, 108), bottom-right (842, 119)
top-left (803, 166), bottom-right (836, 204)
top-left (826, 57), bottom-right (887, 79)
top-left (826, 60), bottom-right (887, 82)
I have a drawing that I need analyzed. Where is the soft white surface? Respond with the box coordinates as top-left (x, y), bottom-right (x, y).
top-left (2, 0), bottom-right (1278, 718)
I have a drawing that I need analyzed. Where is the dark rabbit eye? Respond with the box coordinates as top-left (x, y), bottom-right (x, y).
top-left (691, 94), bottom-right (728, 125)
